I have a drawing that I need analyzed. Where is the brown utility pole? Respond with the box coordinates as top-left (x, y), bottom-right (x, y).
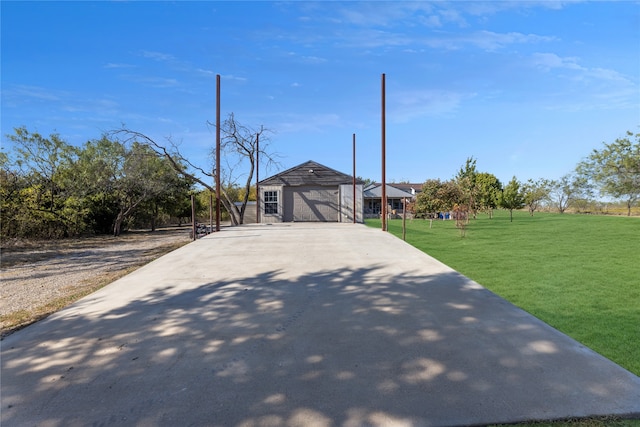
top-left (256, 133), bottom-right (260, 224)
top-left (381, 73), bottom-right (387, 232)
top-left (215, 74), bottom-right (221, 232)
top-left (352, 133), bottom-right (356, 224)
top-left (403, 197), bottom-right (407, 241)
top-left (191, 194), bottom-right (196, 241)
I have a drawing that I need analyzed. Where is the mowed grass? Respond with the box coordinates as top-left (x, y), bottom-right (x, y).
top-left (367, 210), bottom-right (640, 376)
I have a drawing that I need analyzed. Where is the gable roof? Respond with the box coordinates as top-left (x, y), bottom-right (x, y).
top-left (389, 183), bottom-right (423, 195)
top-left (363, 183), bottom-right (414, 199)
top-left (259, 160), bottom-right (361, 187)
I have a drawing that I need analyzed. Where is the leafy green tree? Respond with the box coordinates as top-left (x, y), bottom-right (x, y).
top-left (2, 128), bottom-right (195, 239)
top-left (77, 137), bottom-right (190, 236)
top-left (357, 176), bottom-right (374, 187)
top-left (4, 127), bottom-right (84, 238)
top-left (576, 131), bottom-right (640, 216)
top-left (416, 179), bottom-right (443, 215)
top-left (500, 176), bottom-right (525, 222)
top-left (73, 136), bottom-right (124, 233)
top-left (475, 172), bottom-right (502, 218)
top-left (136, 172), bottom-right (195, 231)
top-left (415, 179), bottom-right (463, 216)
top-left (522, 178), bottom-right (552, 216)
top-left (0, 152), bottom-right (28, 237)
top-left (455, 157), bottom-right (479, 218)
top-left (113, 143), bottom-right (187, 236)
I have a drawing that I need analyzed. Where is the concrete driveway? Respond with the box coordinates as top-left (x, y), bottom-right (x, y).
top-left (2, 223), bottom-right (639, 427)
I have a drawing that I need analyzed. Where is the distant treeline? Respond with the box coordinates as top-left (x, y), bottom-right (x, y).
top-left (411, 131), bottom-right (639, 220)
top-left (1, 127), bottom-right (198, 239)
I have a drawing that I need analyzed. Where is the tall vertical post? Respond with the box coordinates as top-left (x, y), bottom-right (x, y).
top-left (256, 133), bottom-right (260, 224)
top-left (402, 197), bottom-right (407, 241)
top-left (381, 73), bottom-right (387, 232)
top-left (215, 74), bottom-right (221, 232)
top-left (209, 193), bottom-right (213, 233)
top-left (352, 133), bottom-right (356, 224)
top-left (191, 194), bottom-right (196, 241)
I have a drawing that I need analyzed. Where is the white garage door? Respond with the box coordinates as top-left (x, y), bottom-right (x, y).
top-left (284, 186), bottom-right (339, 222)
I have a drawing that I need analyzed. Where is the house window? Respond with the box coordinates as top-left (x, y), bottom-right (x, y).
top-left (264, 191), bottom-right (278, 214)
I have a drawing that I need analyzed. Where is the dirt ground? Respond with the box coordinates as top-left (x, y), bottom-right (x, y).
top-left (0, 227), bottom-right (192, 336)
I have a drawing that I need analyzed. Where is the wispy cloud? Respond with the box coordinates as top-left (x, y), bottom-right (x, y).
top-left (221, 74), bottom-right (247, 82)
top-left (462, 1), bottom-right (579, 16)
top-left (303, 23), bottom-right (554, 53)
top-left (1, 84), bottom-right (128, 140)
top-left (104, 63), bottom-right (136, 69)
top-left (530, 52), bottom-right (582, 71)
top-left (531, 52), bottom-right (634, 85)
top-left (3, 84), bottom-right (63, 102)
top-left (283, 51), bottom-right (329, 64)
top-left (140, 50), bottom-right (176, 62)
top-left (275, 113), bottom-right (344, 134)
top-left (301, 55), bottom-right (327, 64)
top-left (529, 52), bottom-right (638, 111)
top-left (424, 31), bottom-right (556, 51)
top-left (389, 89), bottom-right (475, 123)
top-left (315, 2), bottom-right (572, 31)
top-left (330, 2), bottom-right (468, 28)
top-left (137, 77), bottom-right (180, 88)
top-left (196, 68), bottom-right (215, 77)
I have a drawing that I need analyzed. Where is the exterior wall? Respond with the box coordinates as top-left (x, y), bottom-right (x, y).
top-left (259, 185), bottom-right (284, 223)
top-left (284, 186), bottom-right (340, 222)
top-left (234, 202), bottom-right (257, 224)
top-left (242, 202), bottom-right (257, 224)
top-left (259, 184), bottom-right (364, 223)
top-left (339, 184), bottom-right (364, 223)
top-left (364, 197), bottom-right (409, 218)
top-left (259, 161), bottom-right (365, 224)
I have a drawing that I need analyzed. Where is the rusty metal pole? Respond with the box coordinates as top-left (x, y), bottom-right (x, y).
top-left (381, 73), bottom-right (387, 232)
top-left (352, 133), bottom-right (356, 224)
top-left (191, 194), bottom-right (196, 241)
top-left (256, 133), bottom-right (260, 224)
top-left (209, 192), bottom-right (213, 233)
top-left (403, 197), bottom-right (407, 241)
top-left (215, 74), bottom-right (221, 232)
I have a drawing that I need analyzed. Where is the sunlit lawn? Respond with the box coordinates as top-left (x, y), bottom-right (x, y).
top-left (366, 210), bottom-right (639, 376)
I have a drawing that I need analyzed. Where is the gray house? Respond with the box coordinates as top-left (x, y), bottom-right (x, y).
top-left (258, 160), bottom-right (363, 223)
top-left (363, 183), bottom-right (414, 218)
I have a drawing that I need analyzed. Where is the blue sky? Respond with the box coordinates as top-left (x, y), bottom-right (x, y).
top-left (2, 1), bottom-right (639, 186)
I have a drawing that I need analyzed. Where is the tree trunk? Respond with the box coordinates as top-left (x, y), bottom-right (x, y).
top-left (151, 202), bottom-right (158, 231)
top-left (113, 210), bottom-right (125, 236)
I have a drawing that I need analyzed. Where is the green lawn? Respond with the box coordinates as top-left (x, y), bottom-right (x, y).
top-left (366, 210), bottom-right (639, 376)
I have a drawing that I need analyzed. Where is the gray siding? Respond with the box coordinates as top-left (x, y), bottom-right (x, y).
top-left (258, 161), bottom-right (364, 223)
top-left (339, 184), bottom-right (364, 223)
top-left (260, 185), bottom-right (283, 224)
top-left (284, 186), bottom-right (339, 222)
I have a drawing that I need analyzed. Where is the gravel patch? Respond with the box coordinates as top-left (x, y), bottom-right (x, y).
top-left (1, 227), bottom-right (192, 333)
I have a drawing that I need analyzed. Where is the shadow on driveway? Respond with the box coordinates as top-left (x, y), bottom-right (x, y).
top-left (2, 224), bottom-right (639, 426)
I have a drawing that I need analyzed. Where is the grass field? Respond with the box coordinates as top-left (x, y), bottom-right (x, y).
top-left (366, 210), bottom-right (639, 376)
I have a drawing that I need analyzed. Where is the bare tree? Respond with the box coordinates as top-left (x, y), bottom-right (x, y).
top-left (522, 178), bottom-right (552, 216)
top-left (113, 114), bottom-right (279, 225)
top-left (549, 174), bottom-right (588, 214)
